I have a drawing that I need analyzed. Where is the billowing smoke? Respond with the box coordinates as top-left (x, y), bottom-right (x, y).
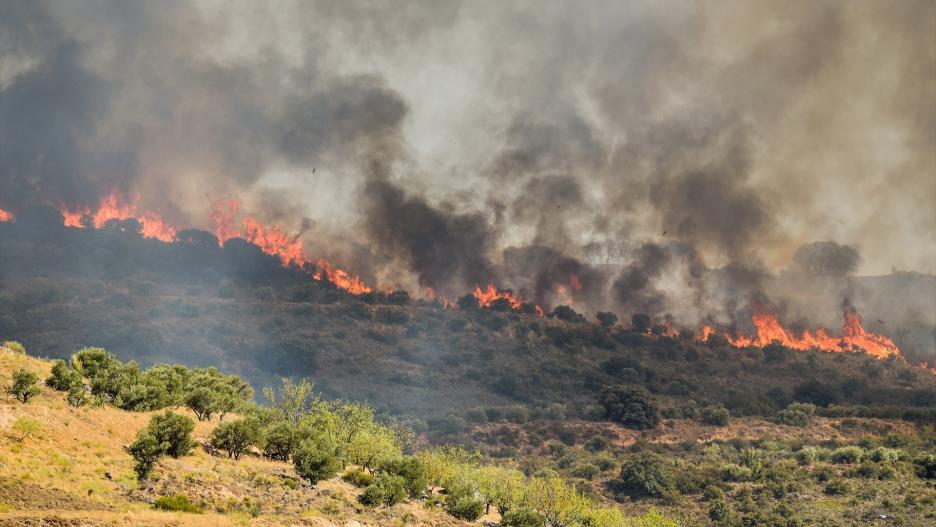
top-left (793, 241), bottom-right (862, 276)
top-left (1, 0), bottom-right (933, 355)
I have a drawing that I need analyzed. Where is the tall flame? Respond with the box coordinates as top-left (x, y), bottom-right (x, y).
top-left (473, 283), bottom-right (543, 315)
top-left (60, 190), bottom-right (177, 242)
top-left (724, 310), bottom-right (900, 358)
top-left (210, 199), bottom-right (372, 295)
top-left (0, 209), bottom-right (13, 222)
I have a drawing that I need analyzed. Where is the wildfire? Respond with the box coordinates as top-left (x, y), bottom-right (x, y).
top-left (0, 209), bottom-right (13, 222)
top-left (210, 199), bottom-right (372, 295)
top-left (707, 309), bottom-right (901, 359)
top-left (473, 283), bottom-right (543, 315)
top-left (60, 190), bottom-right (177, 242)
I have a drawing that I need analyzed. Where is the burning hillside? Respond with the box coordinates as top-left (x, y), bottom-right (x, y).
top-left (703, 309), bottom-right (901, 359)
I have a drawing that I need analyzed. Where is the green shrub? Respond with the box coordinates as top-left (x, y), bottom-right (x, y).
top-left (358, 473), bottom-right (407, 507)
top-left (444, 492), bottom-right (485, 521)
top-left (1, 341), bottom-right (26, 354)
top-left (914, 453), bottom-right (936, 479)
top-left (379, 456), bottom-right (428, 498)
top-left (866, 447), bottom-right (902, 464)
top-left (719, 463), bottom-right (753, 482)
top-left (209, 418), bottom-right (261, 460)
top-left (46, 360), bottom-right (82, 391)
top-left (342, 468), bottom-right (375, 488)
top-left (154, 494), bottom-right (202, 513)
top-left (795, 446), bottom-right (820, 466)
top-left (776, 404), bottom-right (811, 427)
top-left (129, 431), bottom-right (163, 480)
top-left (701, 405), bottom-right (730, 426)
top-left (823, 479), bottom-right (850, 496)
top-left (618, 452), bottom-right (675, 498)
top-left (9, 368), bottom-right (40, 403)
top-left (149, 411), bottom-right (195, 458)
top-left (501, 507), bottom-right (547, 527)
top-left (10, 416), bottom-right (41, 442)
top-left (599, 385), bottom-right (660, 430)
top-left (830, 446), bottom-right (863, 464)
top-left (67, 384), bottom-right (89, 407)
top-left (584, 435), bottom-right (609, 453)
top-left (572, 464), bottom-right (600, 481)
top-left (595, 456), bottom-right (617, 472)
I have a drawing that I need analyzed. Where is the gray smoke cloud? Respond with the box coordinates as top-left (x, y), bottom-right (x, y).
top-left (1, 1), bottom-right (933, 340)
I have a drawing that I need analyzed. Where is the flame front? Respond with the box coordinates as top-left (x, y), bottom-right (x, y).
top-left (211, 199), bottom-right (372, 295)
top-left (60, 190), bottom-right (177, 242)
top-left (725, 310), bottom-right (900, 359)
top-left (0, 209), bottom-right (13, 222)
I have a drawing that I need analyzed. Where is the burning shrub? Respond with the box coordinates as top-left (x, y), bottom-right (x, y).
top-left (599, 385), bottom-right (660, 430)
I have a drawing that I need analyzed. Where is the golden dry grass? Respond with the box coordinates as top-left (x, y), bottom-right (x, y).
top-left (0, 351), bottom-right (469, 526)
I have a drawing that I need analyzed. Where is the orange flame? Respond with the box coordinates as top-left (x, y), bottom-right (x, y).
top-left (60, 190), bottom-right (177, 242)
top-left (726, 310), bottom-right (900, 359)
top-left (472, 283), bottom-right (543, 315)
top-left (0, 209), bottom-right (13, 222)
top-left (210, 199), bottom-right (372, 295)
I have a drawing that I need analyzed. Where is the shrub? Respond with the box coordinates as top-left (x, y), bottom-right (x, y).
top-left (631, 313), bottom-right (652, 333)
top-left (866, 447), bottom-right (902, 464)
top-left (572, 464), bottom-right (601, 481)
top-left (599, 385), bottom-right (660, 430)
top-left (795, 446), bottom-right (820, 466)
top-left (67, 384), bottom-right (89, 407)
top-left (45, 360), bottom-right (82, 391)
top-left (342, 468), bottom-right (375, 488)
top-left (10, 416), bottom-right (41, 442)
top-left (292, 436), bottom-right (340, 485)
top-left (262, 422), bottom-right (296, 461)
top-left (501, 507), bottom-right (547, 527)
top-left (618, 452), bottom-right (675, 499)
top-left (1, 341), bottom-right (26, 354)
top-left (444, 492), bottom-right (485, 521)
top-left (149, 411), bottom-right (195, 458)
top-left (129, 432), bottom-right (163, 480)
top-left (210, 418), bottom-right (261, 460)
top-left (719, 464), bottom-right (753, 482)
top-left (830, 446), bottom-right (863, 464)
top-left (701, 405), bottom-right (730, 426)
top-left (823, 479), bottom-right (850, 496)
top-left (154, 494), bottom-right (202, 513)
top-left (596, 312), bottom-right (618, 329)
top-left (584, 435), bottom-right (609, 453)
top-left (913, 453), bottom-right (936, 479)
top-left (359, 473), bottom-right (407, 507)
top-left (777, 402), bottom-right (815, 427)
top-left (9, 368), bottom-right (40, 403)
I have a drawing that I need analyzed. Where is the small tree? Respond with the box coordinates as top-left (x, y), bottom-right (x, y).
top-left (129, 431), bottom-right (163, 480)
top-left (263, 378), bottom-right (315, 425)
top-left (184, 386), bottom-right (219, 421)
top-left (379, 456), bottom-right (429, 499)
top-left (9, 368), bottom-right (40, 403)
top-left (46, 360), bottom-right (83, 391)
top-left (293, 436), bottom-right (341, 485)
top-left (67, 384), bottom-right (89, 407)
top-left (359, 473), bottom-right (407, 507)
top-left (596, 311), bottom-right (618, 329)
top-left (598, 385), bottom-right (660, 430)
top-left (149, 411), bottom-right (195, 458)
top-left (476, 465), bottom-right (524, 515)
top-left (501, 507), bottom-right (547, 527)
top-left (210, 418), bottom-right (261, 460)
top-left (263, 421), bottom-right (296, 461)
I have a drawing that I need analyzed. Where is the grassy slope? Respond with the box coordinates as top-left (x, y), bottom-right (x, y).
top-left (0, 350), bottom-right (470, 527)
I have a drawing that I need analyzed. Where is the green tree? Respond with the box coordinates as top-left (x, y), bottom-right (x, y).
top-left (598, 385), bottom-right (660, 430)
top-left (46, 359), bottom-right (83, 391)
top-left (379, 456), bottom-right (428, 499)
top-left (347, 427), bottom-right (401, 472)
top-left (149, 411), bottom-right (195, 458)
top-left (129, 431), bottom-right (164, 480)
top-left (9, 368), bottom-right (40, 403)
top-left (292, 435), bottom-right (341, 485)
top-left (264, 377), bottom-right (315, 425)
top-left (618, 452), bottom-right (675, 499)
top-left (477, 465), bottom-right (525, 515)
top-left (210, 418), bottom-right (262, 460)
top-left (262, 421), bottom-right (296, 461)
top-left (67, 384), bottom-right (89, 407)
top-left (501, 507), bottom-right (547, 527)
top-left (184, 386), bottom-right (219, 421)
top-left (70, 347), bottom-right (119, 380)
top-left (522, 475), bottom-right (589, 527)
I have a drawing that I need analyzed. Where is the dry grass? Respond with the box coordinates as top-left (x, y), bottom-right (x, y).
top-left (0, 351), bottom-right (468, 526)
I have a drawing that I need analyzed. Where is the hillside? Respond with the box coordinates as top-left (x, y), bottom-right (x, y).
top-left (1, 219), bottom-right (935, 431)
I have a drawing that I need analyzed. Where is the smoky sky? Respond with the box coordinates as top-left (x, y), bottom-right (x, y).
top-left (1, 0), bottom-right (934, 323)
